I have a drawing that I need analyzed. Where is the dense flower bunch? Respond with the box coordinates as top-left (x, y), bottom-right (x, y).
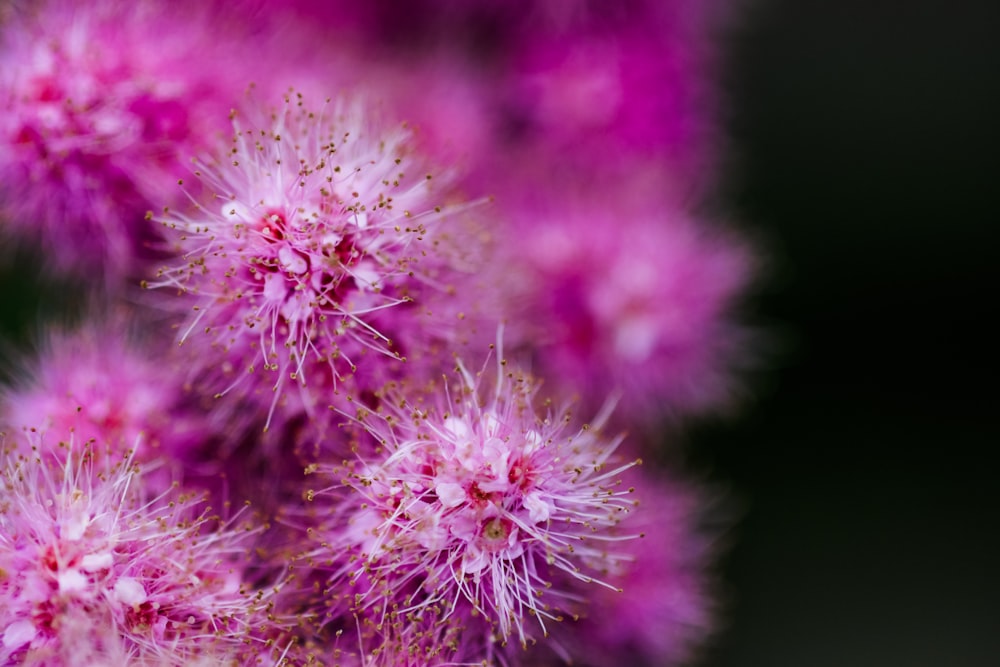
top-left (0, 0), bottom-right (256, 284)
top-left (149, 93), bottom-right (473, 423)
top-left (0, 0), bottom-right (751, 665)
top-left (0, 437), bottom-right (281, 665)
top-left (307, 352), bottom-right (639, 660)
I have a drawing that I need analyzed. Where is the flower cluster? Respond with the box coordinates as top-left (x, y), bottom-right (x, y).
top-left (0, 436), bottom-right (279, 665)
top-left (0, 0), bottom-right (255, 283)
top-left (506, 185), bottom-right (753, 420)
top-left (0, 318), bottom-right (203, 462)
top-left (149, 93), bottom-right (470, 420)
top-left (311, 352), bottom-right (639, 658)
top-left (0, 0), bottom-right (752, 665)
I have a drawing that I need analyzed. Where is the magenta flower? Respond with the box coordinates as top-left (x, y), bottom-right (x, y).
top-left (499, 1), bottom-right (728, 190)
top-left (586, 477), bottom-right (715, 666)
top-left (496, 177), bottom-right (753, 421)
top-left (306, 343), bottom-right (640, 657)
top-left (0, 319), bottom-right (204, 480)
top-left (364, 57), bottom-right (498, 175)
top-left (0, 315), bottom-right (320, 519)
top-left (151, 91), bottom-right (478, 424)
top-left (533, 470), bottom-right (716, 667)
top-left (0, 0), bottom-right (257, 282)
top-left (508, 32), bottom-right (700, 165)
top-left (0, 1), bottom-right (747, 663)
top-left (0, 436), bottom-right (283, 665)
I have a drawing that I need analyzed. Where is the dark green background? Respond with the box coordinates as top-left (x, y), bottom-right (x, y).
top-left (2, 2), bottom-right (997, 665)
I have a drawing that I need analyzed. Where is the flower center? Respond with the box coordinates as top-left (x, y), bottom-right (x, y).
top-left (481, 517), bottom-right (510, 544)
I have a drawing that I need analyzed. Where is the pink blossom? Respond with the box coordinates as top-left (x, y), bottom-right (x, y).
top-left (0, 435), bottom-right (285, 665)
top-left (0, 318), bottom-right (205, 488)
top-left (0, 0), bottom-right (259, 283)
top-left (505, 29), bottom-right (708, 174)
top-left (0, 314), bottom-right (321, 519)
top-left (496, 174), bottom-right (754, 421)
top-left (362, 57), bottom-right (498, 176)
top-left (150, 90), bottom-right (481, 428)
top-left (306, 343), bottom-right (640, 657)
top-left (496, 1), bottom-right (729, 189)
top-left (526, 470), bottom-right (717, 666)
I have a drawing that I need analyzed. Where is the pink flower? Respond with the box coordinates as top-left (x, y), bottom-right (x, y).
top-left (0, 318), bottom-right (204, 486)
top-left (307, 342), bottom-right (640, 656)
top-left (533, 470), bottom-right (717, 666)
top-left (497, 175), bottom-right (754, 421)
top-left (150, 90), bottom-right (479, 427)
top-left (364, 57), bottom-right (498, 175)
top-left (506, 30), bottom-right (705, 170)
top-left (497, 0), bottom-right (729, 190)
top-left (0, 314), bottom-right (323, 519)
top-left (0, 0), bottom-right (259, 283)
top-left (0, 435), bottom-right (284, 665)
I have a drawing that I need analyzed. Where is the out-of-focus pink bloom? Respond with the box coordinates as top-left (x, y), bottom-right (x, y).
top-left (503, 1), bottom-right (728, 194)
top-left (539, 470), bottom-right (717, 667)
top-left (278, 0), bottom-right (726, 190)
top-left (0, 0), bottom-right (258, 283)
top-left (495, 174), bottom-right (753, 422)
top-left (0, 318), bottom-right (213, 495)
top-left (505, 27), bottom-right (712, 178)
top-left (0, 435), bottom-right (284, 665)
top-left (150, 90), bottom-right (482, 429)
top-left (306, 344), bottom-right (640, 658)
top-left (366, 58), bottom-right (498, 176)
top-left (0, 315), bottom-right (317, 517)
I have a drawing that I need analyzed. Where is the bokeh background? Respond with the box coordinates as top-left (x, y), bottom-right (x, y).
top-left (693, 1), bottom-right (1000, 665)
top-left (2, 1), bottom-right (997, 665)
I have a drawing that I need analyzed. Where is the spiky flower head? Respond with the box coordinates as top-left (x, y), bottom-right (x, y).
top-left (0, 0), bottom-right (255, 282)
top-left (307, 341), bottom-right (640, 657)
top-left (0, 434), bottom-right (282, 665)
top-left (151, 90), bottom-right (471, 423)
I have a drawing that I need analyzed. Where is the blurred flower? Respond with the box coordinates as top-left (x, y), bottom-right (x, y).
top-left (0, 0), bottom-right (257, 283)
top-left (0, 1), bottom-right (749, 664)
top-left (500, 1), bottom-right (728, 188)
top-left (537, 470), bottom-right (717, 667)
top-left (506, 29), bottom-right (706, 174)
top-left (494, 174), bottom-right (753, 422)
top-left (0, 317), bottom-right (206, 493)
